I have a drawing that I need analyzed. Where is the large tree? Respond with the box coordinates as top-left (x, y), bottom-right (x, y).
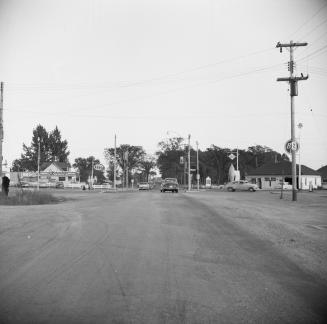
top-left (156, 137), bottom-right (187, 181)
top-left (138, 155), bottom-right (157, 182)
top-left (104, 144), bottom-right (146, 184)
top-left (12, 124), bottom-right (70, 171)
top-left (73, 156), bottom-right (106, 184)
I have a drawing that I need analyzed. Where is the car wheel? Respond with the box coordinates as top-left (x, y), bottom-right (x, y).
top-left (227, 187), bottom-right (234, 192)
top-left (248, 187), bottom-right (254, 192)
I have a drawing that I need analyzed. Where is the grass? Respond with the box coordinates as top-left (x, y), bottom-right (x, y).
top-left (0, 189), bottom-right (61, 205)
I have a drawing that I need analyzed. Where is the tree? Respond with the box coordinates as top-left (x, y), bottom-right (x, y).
top-left (12, 124), bottom-right (70, 171)
top-left (138, 155), bottom-right (157, 182)
top-left (73, 156), bottom-right (106, 184)
top-left (156, 137), bottom-right (186, 181)
top-left (104, 145), bottom-right (146, 184)
top-left (48, 126), bottom-right (70, 162)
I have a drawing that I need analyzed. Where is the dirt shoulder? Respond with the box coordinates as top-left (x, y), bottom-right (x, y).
top-left (190, 190), bottom-right (327, 282)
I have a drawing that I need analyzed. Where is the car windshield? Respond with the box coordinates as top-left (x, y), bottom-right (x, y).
top-left (164, 178), bottom-right (178, 183)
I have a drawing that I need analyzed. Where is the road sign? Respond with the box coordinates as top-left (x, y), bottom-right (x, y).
top-left (285, 139), bottom-right (299, 154)
top-left (228, 153), bottom-right (236, 160)
top-left (190, 168), bottom-right (196, 172)
top-left (196, 174), bottom-right (200, 180)
top-left (94, 164), bottom-right (105, 171)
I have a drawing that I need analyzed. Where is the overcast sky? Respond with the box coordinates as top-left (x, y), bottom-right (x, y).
top-left (1, 0), bottom-right (327, 170)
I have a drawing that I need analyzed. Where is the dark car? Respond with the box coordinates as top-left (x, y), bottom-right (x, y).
top-left (161, 181), bottom-right (179, 193)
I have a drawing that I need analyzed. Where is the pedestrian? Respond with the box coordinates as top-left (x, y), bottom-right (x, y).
top-left (2, 175), bottom-right (10, 197)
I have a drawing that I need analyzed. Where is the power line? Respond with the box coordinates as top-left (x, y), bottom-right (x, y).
top-left (288, 2), bottom-right (327, 39)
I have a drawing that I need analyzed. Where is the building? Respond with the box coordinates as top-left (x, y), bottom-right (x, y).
top-left (245, 161), bottom-right (321, 190)
top-left (10, 162), bottom-right (79, 186)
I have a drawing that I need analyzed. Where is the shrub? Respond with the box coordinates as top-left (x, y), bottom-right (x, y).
top-left (0, 190), bottom-right (60, 205)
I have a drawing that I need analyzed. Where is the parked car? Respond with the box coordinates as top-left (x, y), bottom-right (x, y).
top-left (275, 182), bottom-right (292, 190)
top-left (55, 182), bottom-right (64, 189)
top-left (138, 182), bottom-right (150, 190)
top-left (226, 180), bottom-right (258, 192)
top-left (161, 180), bottom-right (179, 193)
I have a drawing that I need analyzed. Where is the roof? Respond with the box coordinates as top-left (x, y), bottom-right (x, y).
top-left (317, 165), bottom-right (327, 179)
top-left (40, 162), bottom-right (69, 171)
top-left (246, 161), bottom-right (320, 176)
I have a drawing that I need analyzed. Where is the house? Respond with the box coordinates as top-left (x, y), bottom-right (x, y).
top-left (245, 161), bottom-right (321, 190)
top-left (317, 165), bottom-right (327, 189)
top-left (10, 162), bottom-right (79, 186)
top-left (40, 162), bottom-right (78, 183)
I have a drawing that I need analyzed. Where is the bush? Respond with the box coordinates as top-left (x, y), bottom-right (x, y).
top-left (0, 189), bottom-right (60, 205)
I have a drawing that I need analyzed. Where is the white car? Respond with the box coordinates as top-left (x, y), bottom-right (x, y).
top-left (138, 182), bottom-right (150, 190)
top-left (226, 180), bottom-right (258, 192)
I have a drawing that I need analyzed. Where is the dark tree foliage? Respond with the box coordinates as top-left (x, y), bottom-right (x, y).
top-left (156, 137), bottom-right (290, 185)
top-left (12, 124), bottom-right (70, 171)
top-left (156, 137), bottom-right (187, 182)
top-left (104, 145), bottom-right (146, 183)
top-left (73, 156), bottom-right (106, 184)
top-left (138, 156), bottom-right (156, 182)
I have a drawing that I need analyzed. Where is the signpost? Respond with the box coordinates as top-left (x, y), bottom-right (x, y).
top-left (285, 139), bottom-right (299, 154)
top-left (94, 163), bottom-right (105, 171)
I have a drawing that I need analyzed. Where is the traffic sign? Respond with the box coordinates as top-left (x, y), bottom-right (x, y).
top-left (94, 163), bottom-right (105, 171)
top-left (285, 139), bottom-right (299, 154)
top-left (228, 153), bottom-right (236, 160)
top-left (196, 174), bottom-right (200, 180)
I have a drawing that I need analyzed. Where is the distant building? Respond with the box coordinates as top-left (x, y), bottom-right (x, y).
top-left (10, 162), bottom-right (79, 186)
top-left (245, 161), bottom-right (321, 190)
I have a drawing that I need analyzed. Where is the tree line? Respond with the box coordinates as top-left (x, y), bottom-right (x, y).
top-left (11, 124), bottom-right (289, 185)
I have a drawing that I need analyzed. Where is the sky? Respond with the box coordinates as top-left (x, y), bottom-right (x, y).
top-left (1, 0), bottom-right (327, 171)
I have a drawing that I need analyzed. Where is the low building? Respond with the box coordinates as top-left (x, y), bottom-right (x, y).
top-left (245, 161), bottom-right (321, 190)
top-left (10, 162), bottom-right (79, 186)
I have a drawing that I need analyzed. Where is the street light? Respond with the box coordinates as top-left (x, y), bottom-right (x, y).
top-left (297, 123), bottom-right (303, 190)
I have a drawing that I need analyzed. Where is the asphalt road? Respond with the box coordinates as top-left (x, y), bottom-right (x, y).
top-left (1, 190), bottom-right (326, 323)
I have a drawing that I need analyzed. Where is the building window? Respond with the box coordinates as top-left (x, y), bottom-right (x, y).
top-left (264, 177), bottom-right (270, 181)
top-left (59, 176), bottom-right (65, 181)
top-left (271, 177), bottom-right (276, 181)
top-left (68, 176), bottom-right (72, 180)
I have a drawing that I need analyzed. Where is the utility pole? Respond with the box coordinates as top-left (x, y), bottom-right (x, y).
top-left (196, 141), bottom-right (200, 190)
top-left (0, 82), bottom-right (4, 192)
top-left (114, 134), bottom-right (117, 190)
top-left (298, 123), bottom-right (303, 190)
top-left (91, 158), bottom-right (94, 189)
top-left (188, 134), bottom-right (191, 191)
top-left (37, 137), bottom-right (40, 191)
top-left (276, 41), bottom-right (308, 202)
top-left (236, 148), bottom-right (239, 171)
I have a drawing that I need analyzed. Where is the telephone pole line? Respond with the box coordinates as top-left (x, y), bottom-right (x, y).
top-left (0, 82), bottom-right (4, 192)
top-left (276, 41), bottom-right (308, 202)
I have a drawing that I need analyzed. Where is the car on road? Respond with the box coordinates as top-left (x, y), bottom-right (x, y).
top-left (275, 182), bottom-right (292, 190)
top-left (226, 180), bottom-right (258, 192)
top-left (138, 182), bottom-right (150, 190)
top-left (163, 178), bottom-right (178, 184)
top-left (161, 180), bottom-right (179, 193)
top-left (55, 182), bottom-right (64, 189)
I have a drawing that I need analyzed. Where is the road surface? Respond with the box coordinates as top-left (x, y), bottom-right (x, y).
top-left (1, 190), bottom-right (326, 323)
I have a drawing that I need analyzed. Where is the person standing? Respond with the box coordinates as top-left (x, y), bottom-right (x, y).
top-left (2, 175), bottom-right (10, 196)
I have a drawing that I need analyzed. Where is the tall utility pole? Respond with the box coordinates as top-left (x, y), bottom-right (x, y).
top-left (114, 134), bottom-right (117, 190)
top-left (298, 123), bottom-right (303, 190)
top-left (0, 82), bottom-right (4, 191)
top-left (37, 137), bottom-right (40, 191)
top-left (196, 141), bottom-right (199, 191)
top-left (276, 41), bottom-right (308, 202)
top-left (188, 134), bottom-right (191, 191)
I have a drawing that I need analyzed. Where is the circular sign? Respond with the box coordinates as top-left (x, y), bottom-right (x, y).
top-left (94, 164), bottom-right (105, 171)
top-left (285, 139), bottom-right (299, 154)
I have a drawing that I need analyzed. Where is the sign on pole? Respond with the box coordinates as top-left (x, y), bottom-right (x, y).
top-left (285, 139), bottom-right (299, 154)
top-left (94, 164), bottom-right (105, 171)
top-left (228, 153), bottom-right (236, 160)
